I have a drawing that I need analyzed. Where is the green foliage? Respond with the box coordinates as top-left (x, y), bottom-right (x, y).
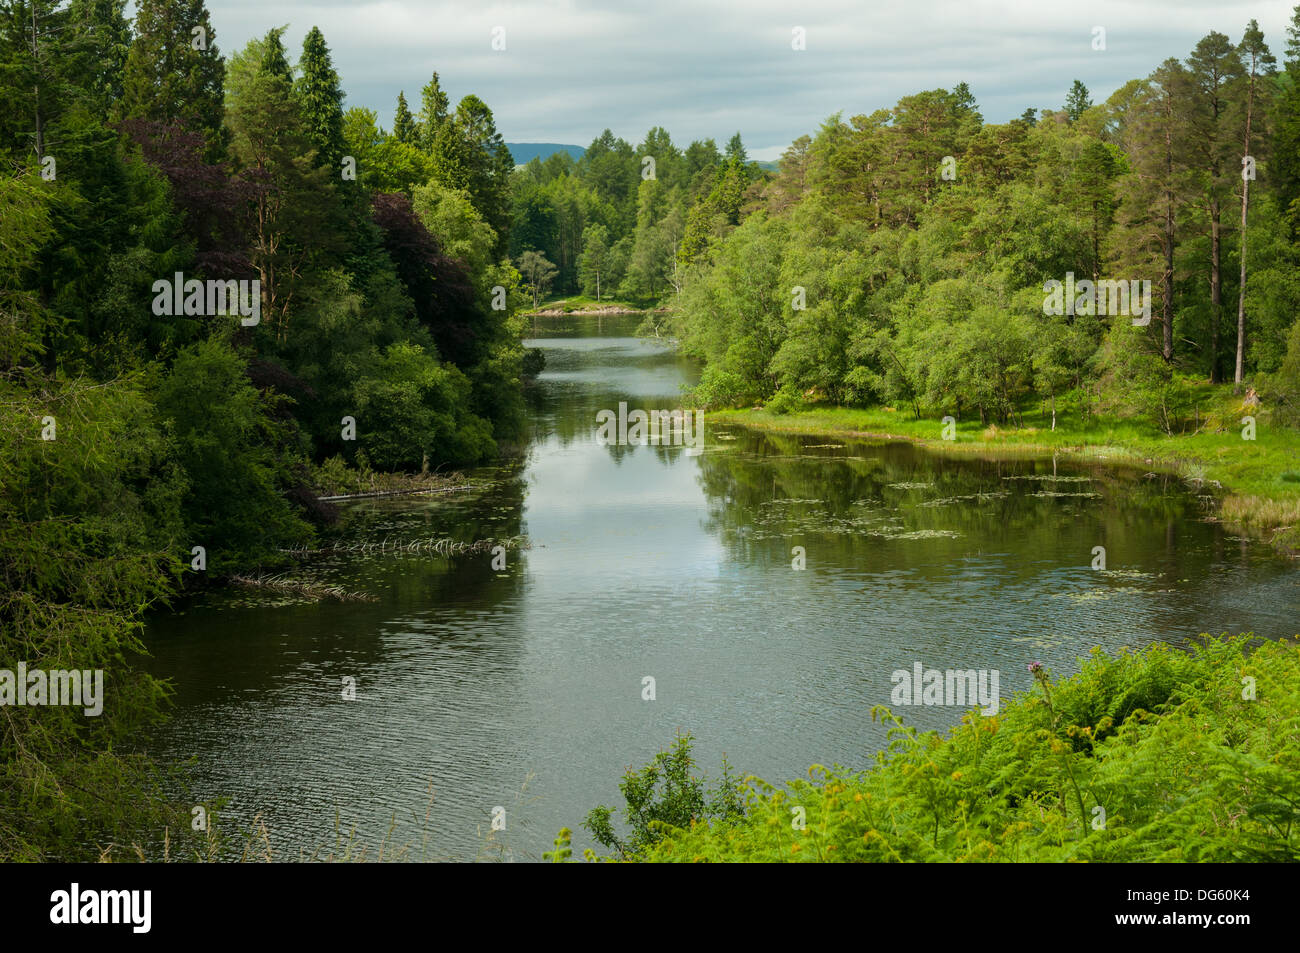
top-left (121, 0), bottom-right (225, 149)
top-left (349, 341), bottom-right (496, 470)
top-left (154, 337), bottom-right (313, 571)
top-left (295, 26), bottom-right (347, 169)
top-left (0, 367), bottom-right (196, 860)
top-left (620, 637), bottom-right (1300, 862)
top-left (582, 733), bottom-right (746, 860)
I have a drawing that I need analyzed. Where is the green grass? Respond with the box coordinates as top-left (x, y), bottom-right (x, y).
top-left (527, 293), bottom-right (653, 313)
top-left (709, 397), bottom-right (1300, 551)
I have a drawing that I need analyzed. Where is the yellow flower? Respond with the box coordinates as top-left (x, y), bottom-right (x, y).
top-left (951, 771), bottom-right (962, 781)
top-left (854, 793), bottom-right (864, 802)
top-left (792, 843), bottom-right (802, 853)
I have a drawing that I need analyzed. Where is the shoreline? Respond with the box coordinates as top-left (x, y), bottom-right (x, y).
top-left (708, 406), bottom-right (1300, 555)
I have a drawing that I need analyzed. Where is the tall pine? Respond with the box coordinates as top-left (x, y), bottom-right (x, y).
top-left (121, 0), bottom-right (224, 148)
top-left (294, 26), bottom-right (345, 168)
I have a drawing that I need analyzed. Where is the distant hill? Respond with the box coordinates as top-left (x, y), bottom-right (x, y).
top-left (506, 143), bottom-right (586, 165)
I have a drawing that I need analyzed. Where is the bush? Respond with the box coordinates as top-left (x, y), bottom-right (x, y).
top-left (765, 384), bottom-right (807, 415)
top-left (693, 366), bottom-right (758, 410)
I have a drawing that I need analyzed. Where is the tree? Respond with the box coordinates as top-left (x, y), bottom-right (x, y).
top-left (1274, 6), bottom-right (1300, 235)
top-left (294, 26), bottom-right (346, 169)
top-left (259, 24), bottom-right (291, 81)
top-left (725, 131), bottom-right (747, 163)
top-left (582, 734), bottom-right (744, 860)
top-left (429, 94), bottom-right (514, 253)
top-left (155, 336), bottom-right (313, 570)
top-left (225, 32), bottom-right (336, 337)
top-left (418, 70), bottom-right (449, 150)
top-left (516, 249), bottom-right (557, 307)
top-left (1186, 31), bottom-right (1244, 382)
top-left (121, 0), bottom-right (224, 148)
top-left (1233, 20), bottom-right (1275, 385)
top-left (1065, 80), bottom-right (1093, 121)
top-left (392, 91), bottom-right (416, 144)
top-left (578, 222), bottom-right (610, 300)
top-left (1113, 60), bottom-right (1189, 362)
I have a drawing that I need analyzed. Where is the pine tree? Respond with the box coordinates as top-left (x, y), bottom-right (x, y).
top-left (1274, 6), bottom-right (1300, 236)
top-left (418, 70), bottom-right (449, 150)
top-left (69, 0), bottom-right (132, 113)
top-left (294, 25), bottom-right (346, 168)
top-left (1233, 19), bottom-right (1275, 385)
top-left (1065, 80), bottom-right (1093, 121)
top-left (725, 132), bottom-right (747, 163)
top-left (260, 25), bottom-right (292, 82)
top-left (393, 91), bottom-right (416, 144)
top-left (121, 0), bottom-right (224, 148)
top-left (1186, 31), bottom-right (1244, 381)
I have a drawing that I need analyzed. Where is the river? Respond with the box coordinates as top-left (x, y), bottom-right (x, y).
top-left (143, 313), bottom-right (1300, 861)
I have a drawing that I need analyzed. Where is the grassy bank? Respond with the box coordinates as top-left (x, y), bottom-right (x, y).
top-left (557, 635), bottom-right (1299, 862)
top-left (525, 293), bottom-right (656, 315)
top-left (708, 402), bottom-right (1300, 552)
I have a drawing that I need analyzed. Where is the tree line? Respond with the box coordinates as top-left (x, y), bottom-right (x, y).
top-left (0, 0), bottom-right (529, 859)
top-left (510, 17), bottom-right (1300, 432)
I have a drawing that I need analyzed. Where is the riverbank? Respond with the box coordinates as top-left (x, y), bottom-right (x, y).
top-left (709, 405), bottom-right (1300, 553)
top-left (524, 294), bottom-right (665, 317)
top-left (565, 634), bottom-right (1300, 862)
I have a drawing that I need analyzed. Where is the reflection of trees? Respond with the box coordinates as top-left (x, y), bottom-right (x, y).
top-left (693, 429), bottom-right (1246, 592)
top-left (147, 463), bottom-right (535, 698)
top-left (523, 315), bottom-right (700, 454)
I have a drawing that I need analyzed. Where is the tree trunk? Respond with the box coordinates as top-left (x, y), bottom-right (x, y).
top-left (1162, 106), bottom-right (1175, 362)
top-left (1210, 200), bottom-right (1221, 383)
top-left (1235, 69), bottom-right (1258, 387)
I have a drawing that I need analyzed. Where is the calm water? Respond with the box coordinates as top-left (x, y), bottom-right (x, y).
top-left (143, 314), bottom-right (1300, 860)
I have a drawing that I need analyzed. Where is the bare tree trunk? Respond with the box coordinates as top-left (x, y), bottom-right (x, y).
top-left (31, 5), bottom-right (43, 159)
top-left (1210, 201), bottom-right (1222, 382)
top-left (1162, 100), bottom-right (1175, 362)
top-left (1235, 68), bottom-right (1258, 387)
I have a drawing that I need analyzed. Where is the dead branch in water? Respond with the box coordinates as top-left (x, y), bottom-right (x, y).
top-left (228, 573), bottom-right (379, 603)
top-left (279, 535), bottom-right (530, 559)
top-left (315, 482), bottom-right (487, 502)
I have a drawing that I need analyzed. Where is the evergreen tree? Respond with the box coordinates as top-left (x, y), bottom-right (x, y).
top-left (259, 24), bottom-right (292, 81)
top-left (1274, 6), bottom-right (1300, 235)
top-left (1065, 80), bottom-right (1093, 121)
top-left (121, 0), bottom-right (224, 148)
top-left (1233, 19), bottom-right (1276, 384)
top-left (1186, 31), bottom-right (1244, 381)
top-left (725, 131), bottom-right (747, 163)
top-left (295, 26), bottom-right (346, 168)
top-left (418, 70), bottom-right (449, 150)
top-left (393, 91), bottom-right (416, 144)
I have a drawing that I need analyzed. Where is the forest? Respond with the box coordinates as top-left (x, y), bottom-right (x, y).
top-left (0, 0), bottom-right (531, 859)
top-left (509, 17), bottom-right (1300, 436)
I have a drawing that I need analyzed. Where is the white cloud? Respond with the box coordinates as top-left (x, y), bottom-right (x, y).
top-left (189, 0), bottom-right (1297, 151)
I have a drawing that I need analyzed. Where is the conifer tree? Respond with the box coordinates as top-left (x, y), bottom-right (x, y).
top-left (295, 25), bottom-right (346, 168)
top-left (121, 0), bottom-right (224, 147)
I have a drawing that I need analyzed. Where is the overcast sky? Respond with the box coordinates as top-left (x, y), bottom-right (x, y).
top-left (184, 1), bottom-right (1297, 160)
